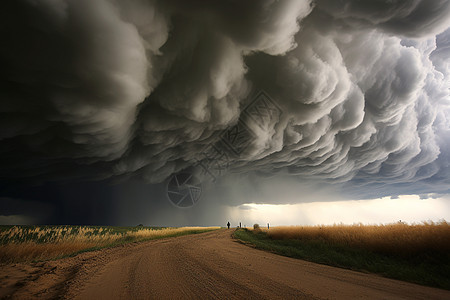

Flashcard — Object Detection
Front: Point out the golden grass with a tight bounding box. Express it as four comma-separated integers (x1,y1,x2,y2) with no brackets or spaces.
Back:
0,242,98,264
263,221,450,257
0,226,219,263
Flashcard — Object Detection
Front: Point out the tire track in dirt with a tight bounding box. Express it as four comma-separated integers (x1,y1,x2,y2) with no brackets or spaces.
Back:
2,229,450,299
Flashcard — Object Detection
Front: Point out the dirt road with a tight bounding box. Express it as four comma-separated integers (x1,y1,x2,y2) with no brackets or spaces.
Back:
1,229,449,299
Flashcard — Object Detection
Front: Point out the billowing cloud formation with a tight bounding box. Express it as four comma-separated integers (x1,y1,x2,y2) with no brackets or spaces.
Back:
1,0,450,200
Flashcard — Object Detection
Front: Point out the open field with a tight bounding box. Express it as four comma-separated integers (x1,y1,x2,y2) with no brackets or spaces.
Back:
1,229,449,299
0,225,219,264
234,221,450,290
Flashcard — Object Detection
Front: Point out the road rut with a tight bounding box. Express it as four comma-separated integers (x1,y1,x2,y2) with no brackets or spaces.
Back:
2,229,449,299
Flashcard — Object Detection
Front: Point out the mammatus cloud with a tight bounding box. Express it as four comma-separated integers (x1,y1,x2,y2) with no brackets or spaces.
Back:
0,0,449,201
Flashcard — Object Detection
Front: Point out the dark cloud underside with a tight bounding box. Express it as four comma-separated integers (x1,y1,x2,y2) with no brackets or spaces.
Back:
1,0,449,207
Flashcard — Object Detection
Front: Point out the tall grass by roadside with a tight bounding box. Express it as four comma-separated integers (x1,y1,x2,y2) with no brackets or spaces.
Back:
267,221,450,258
234,221,450,290
0,226,219,264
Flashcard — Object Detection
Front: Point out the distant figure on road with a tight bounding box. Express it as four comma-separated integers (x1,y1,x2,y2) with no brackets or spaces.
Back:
227,221,230,229
267,223,270,230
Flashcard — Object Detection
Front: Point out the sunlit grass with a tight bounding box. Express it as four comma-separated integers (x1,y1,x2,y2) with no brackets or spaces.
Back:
234,221,450,290
265,221,450,257
0,225,219,263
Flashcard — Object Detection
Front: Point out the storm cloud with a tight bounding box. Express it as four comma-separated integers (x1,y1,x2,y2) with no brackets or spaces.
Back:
1,0,450,208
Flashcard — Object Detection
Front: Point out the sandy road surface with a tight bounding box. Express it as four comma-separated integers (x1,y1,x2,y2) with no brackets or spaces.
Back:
1,229,449,299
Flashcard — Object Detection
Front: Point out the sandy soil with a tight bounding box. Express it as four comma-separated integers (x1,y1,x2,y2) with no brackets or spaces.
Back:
1,229,449,299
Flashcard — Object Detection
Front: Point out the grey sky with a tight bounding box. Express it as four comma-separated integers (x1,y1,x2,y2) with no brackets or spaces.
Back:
0,0,449,225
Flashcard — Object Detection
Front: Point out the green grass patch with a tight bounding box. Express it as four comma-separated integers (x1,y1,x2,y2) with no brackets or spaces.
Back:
233,228,450,290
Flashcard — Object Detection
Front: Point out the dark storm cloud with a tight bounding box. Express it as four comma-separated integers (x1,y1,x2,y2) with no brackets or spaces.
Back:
1,0,450,206
316,0,450,37
0,196,54,224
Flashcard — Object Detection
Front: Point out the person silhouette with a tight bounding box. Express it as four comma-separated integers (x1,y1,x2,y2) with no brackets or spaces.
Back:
227,221,230,229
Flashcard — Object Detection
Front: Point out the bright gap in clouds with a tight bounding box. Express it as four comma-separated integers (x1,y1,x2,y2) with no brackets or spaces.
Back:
230,195,450,227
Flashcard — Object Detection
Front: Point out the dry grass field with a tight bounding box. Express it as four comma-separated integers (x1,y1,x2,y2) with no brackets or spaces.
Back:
265,221,450,257
235,221,450,289
4,229,450,300
0,226,219,263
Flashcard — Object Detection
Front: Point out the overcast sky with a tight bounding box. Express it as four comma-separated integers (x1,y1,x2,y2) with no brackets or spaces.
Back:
1,0,450,226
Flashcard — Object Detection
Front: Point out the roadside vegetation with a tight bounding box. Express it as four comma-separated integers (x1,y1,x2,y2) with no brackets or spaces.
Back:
234,221,450,290
0,225,219,263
